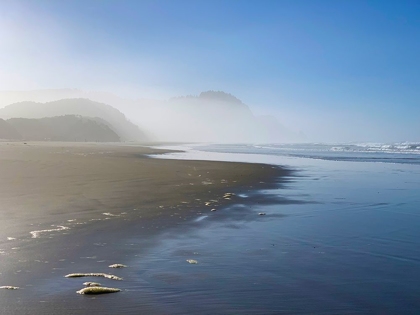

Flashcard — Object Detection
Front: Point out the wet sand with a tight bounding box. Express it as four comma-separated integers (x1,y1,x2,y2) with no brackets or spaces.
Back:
0,142,289,314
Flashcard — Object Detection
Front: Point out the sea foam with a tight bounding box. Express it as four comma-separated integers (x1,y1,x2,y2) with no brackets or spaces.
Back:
30,226,70,238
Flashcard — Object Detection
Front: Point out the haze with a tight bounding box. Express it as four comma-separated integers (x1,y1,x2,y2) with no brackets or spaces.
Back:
1,0,419,143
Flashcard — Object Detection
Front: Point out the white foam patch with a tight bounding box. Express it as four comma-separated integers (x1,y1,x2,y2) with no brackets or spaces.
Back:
195,215,208,222
65,273,122,281
83,282,101,287
77,287,121,295
30,226,70,238
0,286,19,290
109,264,127,268
102,213,119,217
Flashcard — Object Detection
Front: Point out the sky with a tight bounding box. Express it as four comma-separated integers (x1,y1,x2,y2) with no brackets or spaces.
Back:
0,0,419,142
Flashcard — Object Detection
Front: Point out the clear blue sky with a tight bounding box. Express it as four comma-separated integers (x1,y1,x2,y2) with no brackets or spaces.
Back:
1,0,419,142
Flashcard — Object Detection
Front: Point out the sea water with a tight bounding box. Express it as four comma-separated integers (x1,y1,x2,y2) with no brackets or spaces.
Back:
140,143,420,314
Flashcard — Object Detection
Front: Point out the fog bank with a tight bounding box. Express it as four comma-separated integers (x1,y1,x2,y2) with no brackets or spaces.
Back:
0,89,304,143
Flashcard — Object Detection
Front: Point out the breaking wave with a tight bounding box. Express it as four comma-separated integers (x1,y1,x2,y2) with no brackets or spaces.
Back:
195,142,420,165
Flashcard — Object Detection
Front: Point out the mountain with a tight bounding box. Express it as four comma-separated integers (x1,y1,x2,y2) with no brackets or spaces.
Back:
0,98,148,141
171,91,244,106
154,91,266,142
0,115,120,142
0,89,305,143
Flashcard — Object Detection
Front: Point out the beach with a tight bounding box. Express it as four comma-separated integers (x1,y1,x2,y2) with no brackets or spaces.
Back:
0,142,289,314
2,142,420,314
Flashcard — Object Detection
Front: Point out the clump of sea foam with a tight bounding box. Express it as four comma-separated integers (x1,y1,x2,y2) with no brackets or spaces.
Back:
83,282,101,287
109,264,127,268
30,226,69,238
65,273,122,281
77,287,121,295
0,286,19,290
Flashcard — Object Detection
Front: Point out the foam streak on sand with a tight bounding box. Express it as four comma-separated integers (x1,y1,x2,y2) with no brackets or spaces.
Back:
186,259,198,264
77,287,121,295
102,213,119,217
30,226,70,238
109,264,127,268
0,286,19,290
83,282,101,287
65,273,123,281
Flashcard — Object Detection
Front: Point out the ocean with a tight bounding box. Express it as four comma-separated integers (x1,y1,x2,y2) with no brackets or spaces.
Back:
144,143,420,314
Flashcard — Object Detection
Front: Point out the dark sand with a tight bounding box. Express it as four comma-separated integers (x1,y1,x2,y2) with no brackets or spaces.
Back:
0,142,288,314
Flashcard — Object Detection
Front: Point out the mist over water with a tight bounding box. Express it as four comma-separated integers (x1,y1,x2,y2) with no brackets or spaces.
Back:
0,89,305,143
1,88,417,144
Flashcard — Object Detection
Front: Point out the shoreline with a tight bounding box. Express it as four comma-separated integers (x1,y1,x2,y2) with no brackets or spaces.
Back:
0,142,292,314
